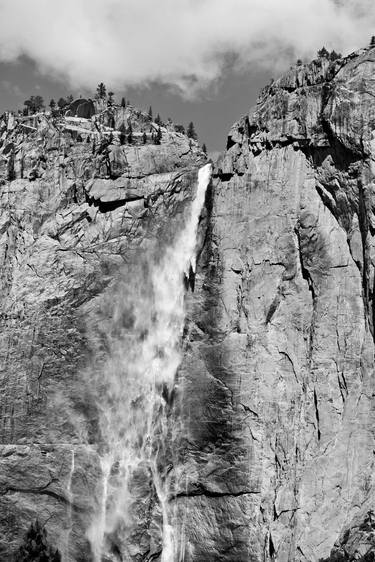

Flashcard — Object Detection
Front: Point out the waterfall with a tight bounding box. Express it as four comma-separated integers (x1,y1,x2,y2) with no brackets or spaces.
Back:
87,163,212,561
65,449,75,560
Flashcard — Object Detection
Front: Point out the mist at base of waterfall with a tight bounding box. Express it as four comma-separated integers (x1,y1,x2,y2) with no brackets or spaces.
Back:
85,164,212,562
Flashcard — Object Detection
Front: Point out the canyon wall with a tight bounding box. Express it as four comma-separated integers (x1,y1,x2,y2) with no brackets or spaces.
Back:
0,107,206,560
174,46,375,561
2,45,375,562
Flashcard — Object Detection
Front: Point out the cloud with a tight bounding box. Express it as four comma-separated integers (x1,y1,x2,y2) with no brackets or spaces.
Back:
0,0,374,97
1,79,24,98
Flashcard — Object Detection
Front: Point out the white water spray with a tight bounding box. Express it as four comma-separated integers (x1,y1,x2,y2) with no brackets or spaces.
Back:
88,164,211,561
64,449,75,560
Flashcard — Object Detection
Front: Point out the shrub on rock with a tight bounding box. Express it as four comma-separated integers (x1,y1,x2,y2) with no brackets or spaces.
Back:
15,520,61,562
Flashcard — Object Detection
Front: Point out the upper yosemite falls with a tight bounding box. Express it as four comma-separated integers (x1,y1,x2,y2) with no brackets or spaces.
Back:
2,40,375,562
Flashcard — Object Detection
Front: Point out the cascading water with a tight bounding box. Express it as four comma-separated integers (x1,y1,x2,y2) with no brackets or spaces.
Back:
65,449,75,558
87,163,212,561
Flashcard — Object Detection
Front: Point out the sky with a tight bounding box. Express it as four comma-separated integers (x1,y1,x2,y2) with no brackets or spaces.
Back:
0,0,375,152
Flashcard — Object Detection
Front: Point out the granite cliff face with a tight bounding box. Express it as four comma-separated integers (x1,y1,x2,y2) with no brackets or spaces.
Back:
174,46,375,561
2,45,375,562
0,103,206,560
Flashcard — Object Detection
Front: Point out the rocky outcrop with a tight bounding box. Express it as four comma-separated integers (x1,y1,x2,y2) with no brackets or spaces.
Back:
0,106,205,560
173,46,375,561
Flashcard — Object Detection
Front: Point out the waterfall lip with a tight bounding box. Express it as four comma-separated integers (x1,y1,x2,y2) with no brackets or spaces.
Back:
88,162,212,561
191,163,212,274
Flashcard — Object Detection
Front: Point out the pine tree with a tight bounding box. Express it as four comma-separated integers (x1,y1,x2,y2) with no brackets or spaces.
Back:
66,94,74,104
155,113,162,126
142,131,147,144
187,121,198,140
371,36,375,47
329,50,342,61
317,46,329,58
24,95,45,114
107,91,115,106
154,126,162,145
121,97,126,108
49,99,56,110
127,122,133,144
96,82,107,99
202,143,207,155
119,123,126,145
35,95,45,111
24,96,32,114
148,106,153,120
15,520,61,562
57,97,67,109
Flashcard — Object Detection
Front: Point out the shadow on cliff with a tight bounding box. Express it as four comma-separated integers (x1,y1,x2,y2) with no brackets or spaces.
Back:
175,174,252,494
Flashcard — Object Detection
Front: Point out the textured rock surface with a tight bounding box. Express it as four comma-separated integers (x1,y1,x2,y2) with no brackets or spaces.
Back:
0,105,205,560
173,46,375,561
2,45,375,562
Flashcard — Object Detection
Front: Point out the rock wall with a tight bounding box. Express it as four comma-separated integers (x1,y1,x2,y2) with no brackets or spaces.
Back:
174,47,375,561
0,108,205,560
2,45,375,562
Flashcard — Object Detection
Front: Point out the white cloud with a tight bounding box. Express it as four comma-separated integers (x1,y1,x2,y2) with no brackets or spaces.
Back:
0,0,374,97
